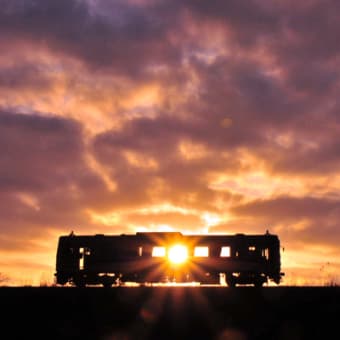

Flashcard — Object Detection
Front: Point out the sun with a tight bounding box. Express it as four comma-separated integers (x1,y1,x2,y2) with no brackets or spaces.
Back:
168,244,188,264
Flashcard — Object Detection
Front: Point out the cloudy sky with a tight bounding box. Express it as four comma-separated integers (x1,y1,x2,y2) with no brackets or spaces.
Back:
1,0,340,285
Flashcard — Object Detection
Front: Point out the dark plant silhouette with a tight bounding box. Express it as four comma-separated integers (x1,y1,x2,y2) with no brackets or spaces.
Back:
0,273,9,285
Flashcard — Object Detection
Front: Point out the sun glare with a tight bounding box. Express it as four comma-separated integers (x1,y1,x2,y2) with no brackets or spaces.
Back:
152,247,166,257
168,245,188,264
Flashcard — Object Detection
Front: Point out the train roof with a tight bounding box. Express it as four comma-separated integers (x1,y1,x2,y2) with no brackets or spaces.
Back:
59,231,279,240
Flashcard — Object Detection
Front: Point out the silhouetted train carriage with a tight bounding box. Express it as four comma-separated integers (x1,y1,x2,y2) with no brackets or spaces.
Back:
55,231,284,287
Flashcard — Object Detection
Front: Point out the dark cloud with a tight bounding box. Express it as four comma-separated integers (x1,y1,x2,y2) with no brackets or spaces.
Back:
0,63,52,90
277,0,340,62
1,0,340,283
231,196,340,220
0,110,85,191
91,114,252,211
0,109,110,248
183,0,281,47
93,112,265,159
230,195,340,248
0,0,181,77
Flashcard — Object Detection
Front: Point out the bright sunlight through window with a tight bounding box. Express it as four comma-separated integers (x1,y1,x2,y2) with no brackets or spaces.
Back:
168,244,188,264
194,246,209,257
152,246,166,257
220,246,231,257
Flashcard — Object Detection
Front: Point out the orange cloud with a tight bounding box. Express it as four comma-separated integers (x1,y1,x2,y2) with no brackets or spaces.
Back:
1,0,340,286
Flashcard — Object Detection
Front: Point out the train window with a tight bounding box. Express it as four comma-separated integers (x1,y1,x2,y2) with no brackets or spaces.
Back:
194,246,209,257
152,246,166,257
79,247,85,270
138,246,143,257
249,246,256,251
262,248,269,259
220,246,231,257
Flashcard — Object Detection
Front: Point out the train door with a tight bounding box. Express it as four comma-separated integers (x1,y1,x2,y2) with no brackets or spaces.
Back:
79,247,91,270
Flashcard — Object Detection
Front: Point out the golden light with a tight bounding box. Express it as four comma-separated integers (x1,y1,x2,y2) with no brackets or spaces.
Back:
194,246,209,257
220,246,231,257
168,244,188,264
152,247,166,257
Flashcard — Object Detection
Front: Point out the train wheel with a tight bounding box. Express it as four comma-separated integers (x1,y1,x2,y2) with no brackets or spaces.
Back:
227,280,236,288
102,282,112,288
101,276,115,288
74,279,85,288
254,279,264,287
226,274,236,287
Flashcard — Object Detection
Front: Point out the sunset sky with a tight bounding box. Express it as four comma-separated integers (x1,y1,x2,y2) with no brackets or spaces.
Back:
1,0,340,286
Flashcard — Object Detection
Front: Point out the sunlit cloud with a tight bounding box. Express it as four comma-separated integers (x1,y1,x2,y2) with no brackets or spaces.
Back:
1,0,340,285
